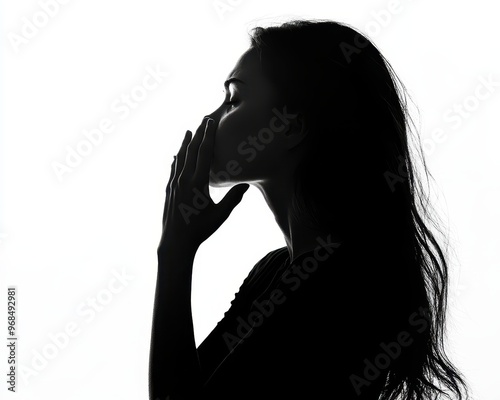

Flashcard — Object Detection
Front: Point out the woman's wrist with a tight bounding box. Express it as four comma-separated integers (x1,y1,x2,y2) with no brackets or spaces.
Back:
158,241,198,260
157,243,198,279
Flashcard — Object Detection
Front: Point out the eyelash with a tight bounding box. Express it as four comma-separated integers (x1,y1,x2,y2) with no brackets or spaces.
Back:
223,100,238,111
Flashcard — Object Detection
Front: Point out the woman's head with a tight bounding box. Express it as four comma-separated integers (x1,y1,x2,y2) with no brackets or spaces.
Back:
208,19,470,400
207,46,308,188
208,19,408,237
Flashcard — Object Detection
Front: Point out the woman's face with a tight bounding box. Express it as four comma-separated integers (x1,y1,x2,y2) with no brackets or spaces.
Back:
207,47,298,187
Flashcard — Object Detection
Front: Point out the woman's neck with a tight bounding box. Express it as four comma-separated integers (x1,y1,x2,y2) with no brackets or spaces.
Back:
254,177,342,264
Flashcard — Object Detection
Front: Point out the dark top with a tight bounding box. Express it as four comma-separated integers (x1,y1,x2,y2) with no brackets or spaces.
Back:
196,238,394,399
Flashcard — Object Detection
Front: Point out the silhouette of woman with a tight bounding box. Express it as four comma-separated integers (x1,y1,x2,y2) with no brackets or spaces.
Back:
149,20,470,400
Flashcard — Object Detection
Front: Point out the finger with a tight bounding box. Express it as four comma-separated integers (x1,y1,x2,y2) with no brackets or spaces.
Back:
213,183,250,224
181,117,210,180
163,155,176,226
174,130,192,183
196,118,217,185
166,155,176,193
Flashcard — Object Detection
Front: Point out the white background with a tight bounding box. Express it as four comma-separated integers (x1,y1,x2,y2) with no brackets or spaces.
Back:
1,1,499,399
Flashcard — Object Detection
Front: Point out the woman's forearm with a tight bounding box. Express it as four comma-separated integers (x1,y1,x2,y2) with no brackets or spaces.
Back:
149,246,202,400
150,117,249,399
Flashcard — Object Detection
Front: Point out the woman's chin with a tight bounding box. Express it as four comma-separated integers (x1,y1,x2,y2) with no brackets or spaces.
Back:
208,177,236,188
209,160,243,187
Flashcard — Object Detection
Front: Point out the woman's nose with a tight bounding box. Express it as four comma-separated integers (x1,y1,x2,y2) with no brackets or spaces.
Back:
204,112,220,127
206,104,227,123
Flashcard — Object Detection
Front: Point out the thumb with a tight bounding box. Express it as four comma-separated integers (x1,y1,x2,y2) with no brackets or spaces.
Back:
215,184,250,222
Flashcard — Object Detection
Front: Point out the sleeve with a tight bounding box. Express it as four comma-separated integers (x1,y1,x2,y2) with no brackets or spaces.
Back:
196,248,282,385
195,241,394,400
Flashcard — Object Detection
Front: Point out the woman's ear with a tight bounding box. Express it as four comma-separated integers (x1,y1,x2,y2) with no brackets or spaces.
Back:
283,113,308,150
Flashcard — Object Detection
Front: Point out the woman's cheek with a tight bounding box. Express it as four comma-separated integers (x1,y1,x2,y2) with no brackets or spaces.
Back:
209,121,248,186
212,105,275,176
211,118,243,172
215,111,249,155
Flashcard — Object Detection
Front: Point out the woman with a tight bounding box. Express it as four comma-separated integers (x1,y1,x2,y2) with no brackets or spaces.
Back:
149,19,470,400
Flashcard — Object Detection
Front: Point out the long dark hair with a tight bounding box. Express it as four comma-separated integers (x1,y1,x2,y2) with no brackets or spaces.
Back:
249,19,470,400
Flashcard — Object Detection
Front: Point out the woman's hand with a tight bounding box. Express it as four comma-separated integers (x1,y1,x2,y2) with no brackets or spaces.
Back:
158,116,250,258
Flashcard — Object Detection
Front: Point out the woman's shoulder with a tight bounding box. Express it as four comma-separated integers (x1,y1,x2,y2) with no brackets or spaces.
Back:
217,246,288,321
244,237,354,287
243,246,288,283
235,236,373,307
